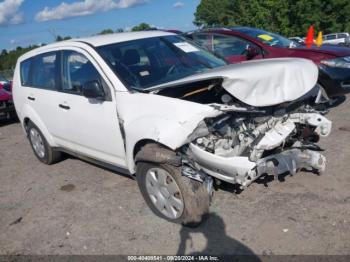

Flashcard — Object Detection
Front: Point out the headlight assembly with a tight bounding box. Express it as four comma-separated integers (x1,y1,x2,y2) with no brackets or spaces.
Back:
320,56,350,68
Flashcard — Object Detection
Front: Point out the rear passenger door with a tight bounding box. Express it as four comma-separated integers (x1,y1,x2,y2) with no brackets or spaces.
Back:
20,51,68,141
57,49,126,167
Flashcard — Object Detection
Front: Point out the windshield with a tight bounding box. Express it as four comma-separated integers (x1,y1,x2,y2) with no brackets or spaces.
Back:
234,27,300,48
97,35,227,90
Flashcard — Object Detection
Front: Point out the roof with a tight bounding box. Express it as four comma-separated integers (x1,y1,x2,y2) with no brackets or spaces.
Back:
74,30,174,47
17,30,176,61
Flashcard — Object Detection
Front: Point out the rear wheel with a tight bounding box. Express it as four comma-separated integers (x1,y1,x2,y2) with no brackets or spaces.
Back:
27,121,62,165
136,162,210,226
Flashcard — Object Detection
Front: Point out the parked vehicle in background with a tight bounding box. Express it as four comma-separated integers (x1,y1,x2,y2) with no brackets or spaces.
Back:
323,33,350,45
0,88,15,120
185,27,350,98
13,31,331,225
0,74,12,92
289,36,304,45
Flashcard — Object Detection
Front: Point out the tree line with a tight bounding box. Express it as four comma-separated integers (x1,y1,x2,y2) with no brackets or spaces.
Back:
2,0,350,71
194,0,350,37
0,23,153,71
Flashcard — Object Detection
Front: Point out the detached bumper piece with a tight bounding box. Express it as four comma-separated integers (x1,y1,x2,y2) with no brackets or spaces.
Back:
188,143,326,187
256,149,326,179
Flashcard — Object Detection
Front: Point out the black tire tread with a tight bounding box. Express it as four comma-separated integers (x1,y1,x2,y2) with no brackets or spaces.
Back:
136,161,209,226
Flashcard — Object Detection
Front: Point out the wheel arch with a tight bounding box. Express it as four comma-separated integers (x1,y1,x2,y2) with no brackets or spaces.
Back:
129,139,182,174
20,104,56,147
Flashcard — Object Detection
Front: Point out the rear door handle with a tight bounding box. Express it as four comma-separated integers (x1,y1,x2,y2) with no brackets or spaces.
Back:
27,96,35,101
59,104,70,110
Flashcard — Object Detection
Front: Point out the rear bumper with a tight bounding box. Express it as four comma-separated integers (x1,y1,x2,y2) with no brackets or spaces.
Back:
319,65,350,97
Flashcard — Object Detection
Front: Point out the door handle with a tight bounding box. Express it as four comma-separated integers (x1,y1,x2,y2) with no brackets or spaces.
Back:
59,104,70,110
27,96,35,101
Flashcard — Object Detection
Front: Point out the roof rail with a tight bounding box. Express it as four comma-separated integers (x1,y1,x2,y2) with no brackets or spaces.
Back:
202,26,231,31
183,26,231,35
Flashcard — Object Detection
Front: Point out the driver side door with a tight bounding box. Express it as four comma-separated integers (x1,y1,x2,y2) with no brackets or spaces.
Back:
57,49,127,167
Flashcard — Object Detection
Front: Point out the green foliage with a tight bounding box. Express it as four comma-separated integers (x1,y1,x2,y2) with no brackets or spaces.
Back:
56,35,72,41
0,45,38,70
98,29,114,35
132,23,152,32
194,0,350,36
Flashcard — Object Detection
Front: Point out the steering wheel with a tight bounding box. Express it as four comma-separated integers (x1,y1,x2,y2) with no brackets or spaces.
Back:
114,61,140,87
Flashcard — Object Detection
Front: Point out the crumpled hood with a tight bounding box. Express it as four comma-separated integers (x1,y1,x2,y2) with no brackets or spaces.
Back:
152,57,319,107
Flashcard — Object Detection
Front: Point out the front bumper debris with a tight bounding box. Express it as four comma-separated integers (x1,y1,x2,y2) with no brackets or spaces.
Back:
188,143,326,187
256,149,326,179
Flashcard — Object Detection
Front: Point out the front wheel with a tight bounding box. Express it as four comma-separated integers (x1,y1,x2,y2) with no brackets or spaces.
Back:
136,162,210,226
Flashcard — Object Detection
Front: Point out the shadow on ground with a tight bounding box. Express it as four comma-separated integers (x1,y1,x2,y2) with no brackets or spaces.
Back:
0,117,19,127
177,213,261,261
328,95,346,109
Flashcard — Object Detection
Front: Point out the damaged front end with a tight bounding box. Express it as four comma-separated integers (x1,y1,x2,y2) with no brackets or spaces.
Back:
181,107,331,188
143,58,332,190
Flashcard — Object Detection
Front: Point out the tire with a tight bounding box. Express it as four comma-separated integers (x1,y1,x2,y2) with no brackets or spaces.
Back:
136,162,210,226
27,121,62,165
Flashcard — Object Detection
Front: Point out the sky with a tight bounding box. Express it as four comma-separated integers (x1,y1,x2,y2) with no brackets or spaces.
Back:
0,0,200,51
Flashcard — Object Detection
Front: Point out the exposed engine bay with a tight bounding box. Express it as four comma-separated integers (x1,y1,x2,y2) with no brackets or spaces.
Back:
155,78,332,189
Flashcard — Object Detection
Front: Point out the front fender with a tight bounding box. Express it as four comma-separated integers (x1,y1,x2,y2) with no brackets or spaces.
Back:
115,92,221,173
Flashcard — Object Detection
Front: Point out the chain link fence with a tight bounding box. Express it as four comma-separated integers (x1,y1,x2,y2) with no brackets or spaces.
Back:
0,69,14,81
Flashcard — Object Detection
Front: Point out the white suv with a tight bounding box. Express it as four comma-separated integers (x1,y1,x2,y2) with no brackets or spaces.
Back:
323,32,350,45
13,31,332,225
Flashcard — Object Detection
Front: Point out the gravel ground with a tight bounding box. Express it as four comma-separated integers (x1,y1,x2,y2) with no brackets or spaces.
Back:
0,96,349,256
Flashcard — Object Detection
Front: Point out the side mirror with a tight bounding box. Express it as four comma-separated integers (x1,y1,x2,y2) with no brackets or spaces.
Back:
246,45,260,59
82,80,105,100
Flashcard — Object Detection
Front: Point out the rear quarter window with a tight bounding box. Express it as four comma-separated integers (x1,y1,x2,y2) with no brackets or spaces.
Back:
20,52,59,90
337,33,348,39
20,58,33,86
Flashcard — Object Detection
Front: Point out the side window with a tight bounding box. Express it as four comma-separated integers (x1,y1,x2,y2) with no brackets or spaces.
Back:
338,33,347,39
192,34,213,51
21,52,59,89
20,58,33,86
327,34,336,40
213,34,260,57
62,51,104,94
32,52,59,90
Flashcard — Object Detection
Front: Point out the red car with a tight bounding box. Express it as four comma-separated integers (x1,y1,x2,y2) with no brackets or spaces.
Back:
185,27,350,98
0,75,15,120
0,88,15,120
0,75,12,92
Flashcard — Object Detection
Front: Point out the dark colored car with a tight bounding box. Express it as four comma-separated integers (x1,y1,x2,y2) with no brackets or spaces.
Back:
0,75,12,92
0,88,15,120
185,27,350,98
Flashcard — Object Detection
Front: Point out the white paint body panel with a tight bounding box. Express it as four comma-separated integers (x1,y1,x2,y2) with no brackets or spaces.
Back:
115,92,221,172
152,58,318,107
12,32,325,176
77,31,174,47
